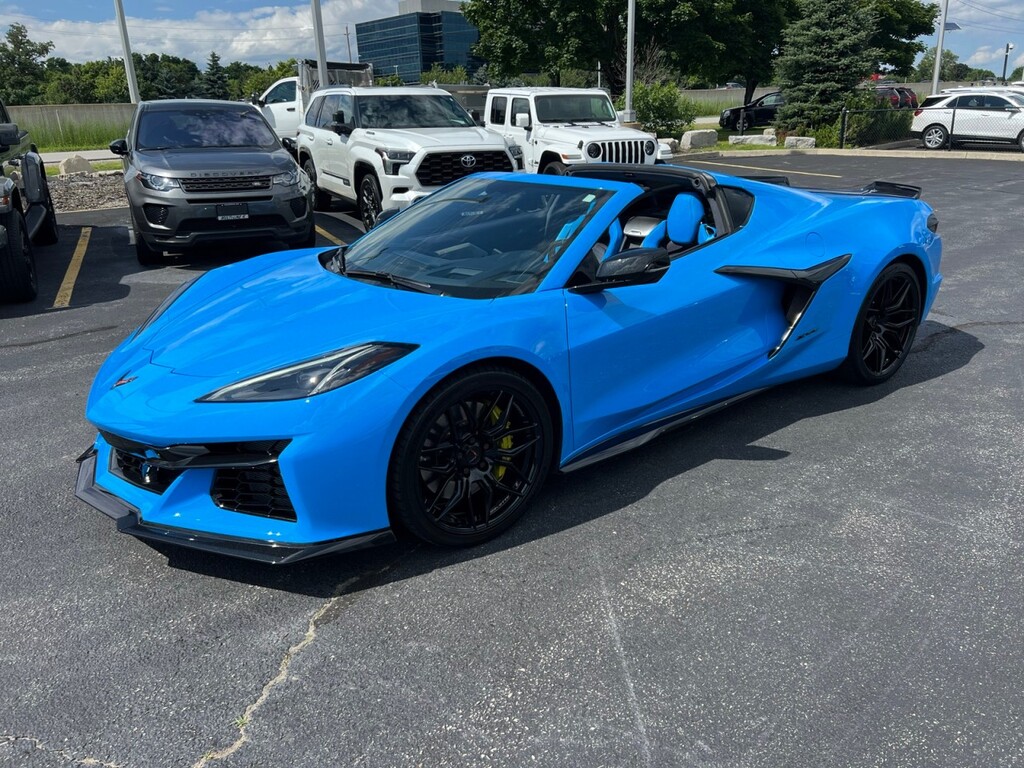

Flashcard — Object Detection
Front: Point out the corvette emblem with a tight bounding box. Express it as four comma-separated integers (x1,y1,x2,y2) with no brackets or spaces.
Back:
112,375,137,389
460,154,477,168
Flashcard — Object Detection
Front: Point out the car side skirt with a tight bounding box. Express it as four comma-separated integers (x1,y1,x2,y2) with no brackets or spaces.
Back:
76,448,395,565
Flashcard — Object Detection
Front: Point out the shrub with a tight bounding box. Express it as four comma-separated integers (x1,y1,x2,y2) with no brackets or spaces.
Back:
615,83,698,137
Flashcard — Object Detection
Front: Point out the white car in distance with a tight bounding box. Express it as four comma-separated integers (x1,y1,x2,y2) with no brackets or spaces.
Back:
913,89,1024,151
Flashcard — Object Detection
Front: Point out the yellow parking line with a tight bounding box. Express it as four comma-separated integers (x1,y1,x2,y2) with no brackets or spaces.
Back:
315,225,344,245
52,227,92,309
684,159,842,178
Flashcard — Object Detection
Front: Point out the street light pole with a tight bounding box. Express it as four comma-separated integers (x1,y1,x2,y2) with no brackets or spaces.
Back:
311,0,329,91
1003,42,1015,83
931,0,950,94
623,0,636,122
113,0,140,104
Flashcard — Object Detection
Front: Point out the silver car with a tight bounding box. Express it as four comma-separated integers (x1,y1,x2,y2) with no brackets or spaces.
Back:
109,100,315,265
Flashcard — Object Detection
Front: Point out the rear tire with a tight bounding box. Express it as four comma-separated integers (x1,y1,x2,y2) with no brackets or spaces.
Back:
839,262,922,385
302,158,332,211
1018,130,1024,153
922,124,948,150
0,207,38,303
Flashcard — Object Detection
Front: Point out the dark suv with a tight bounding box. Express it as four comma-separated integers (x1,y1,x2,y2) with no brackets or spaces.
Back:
719,92,785,131
110,100,315,265
0,97,59,303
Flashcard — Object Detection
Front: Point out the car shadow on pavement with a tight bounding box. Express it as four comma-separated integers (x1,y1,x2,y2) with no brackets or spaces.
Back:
158,320,984,596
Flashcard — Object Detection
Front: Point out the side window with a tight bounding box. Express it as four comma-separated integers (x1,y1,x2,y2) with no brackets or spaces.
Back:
336,94,354,126
265,81,296,105
511,97,530,125
317,95,340,128
983,95,1010,109
489,96,507,126
954,95,982,109
304,96,324,127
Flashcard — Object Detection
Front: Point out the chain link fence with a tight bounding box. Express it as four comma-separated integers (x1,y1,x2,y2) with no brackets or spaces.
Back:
903,97,1024,151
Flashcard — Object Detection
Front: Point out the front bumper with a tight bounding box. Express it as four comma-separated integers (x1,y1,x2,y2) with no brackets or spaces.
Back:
75,447,395,564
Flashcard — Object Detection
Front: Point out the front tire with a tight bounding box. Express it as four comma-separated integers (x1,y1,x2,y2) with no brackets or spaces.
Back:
0,207,38,303
302,157,332,211
32,173,59,246
132,217,164,266
840,262,922,385
922,124,948,150
542,161,567,175
357,173,382,231
388,367,554,547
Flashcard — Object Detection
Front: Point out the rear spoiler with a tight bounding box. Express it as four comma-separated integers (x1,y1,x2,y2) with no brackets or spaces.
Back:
744,176,922,200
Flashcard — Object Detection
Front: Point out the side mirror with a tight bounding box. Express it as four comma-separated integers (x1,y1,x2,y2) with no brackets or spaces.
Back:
375,208,401,225
109,138,129,156
281,136,297,154
572,247,670,293
470,109,483,126
0,123,20,147
514,112,531,129
331,110,352,135
250,92,262,106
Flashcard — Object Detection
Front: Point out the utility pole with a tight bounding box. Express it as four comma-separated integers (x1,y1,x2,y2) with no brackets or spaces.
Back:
931,0,950,94
344,25,353,63
623,0,636,122
1002,42,1015,83
113,0,140,103
311,0,329,90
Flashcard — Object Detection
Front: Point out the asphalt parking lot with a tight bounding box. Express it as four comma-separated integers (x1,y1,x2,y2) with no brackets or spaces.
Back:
1,155,1022,767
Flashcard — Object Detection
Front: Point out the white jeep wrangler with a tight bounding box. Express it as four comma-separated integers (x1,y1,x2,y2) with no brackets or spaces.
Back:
296,86,521,231
484,87,665,174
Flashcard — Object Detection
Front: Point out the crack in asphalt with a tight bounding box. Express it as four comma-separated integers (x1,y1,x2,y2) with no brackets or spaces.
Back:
0,325,121,350
191,554,411,767
0,735,122,767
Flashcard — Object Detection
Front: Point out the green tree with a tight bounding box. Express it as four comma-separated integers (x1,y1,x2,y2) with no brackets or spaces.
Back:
201,51,229,100
224,60,263,100
241,59,297,101
775,0,879,130
913,46,959,82
0,23,54,104
420,63,469,84
1011,65,1023,81
865,0,937,76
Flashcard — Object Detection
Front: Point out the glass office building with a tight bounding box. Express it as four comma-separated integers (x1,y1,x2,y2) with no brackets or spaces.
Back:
355,1,481,83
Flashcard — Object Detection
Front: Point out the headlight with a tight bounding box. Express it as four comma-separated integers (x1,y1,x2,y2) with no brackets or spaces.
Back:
137,172,180,192
134,276,199,338
644,140,656,155
272,168,300,186
507,144,523,158
375,148,416,175
197,343,417,403
585,142,602,159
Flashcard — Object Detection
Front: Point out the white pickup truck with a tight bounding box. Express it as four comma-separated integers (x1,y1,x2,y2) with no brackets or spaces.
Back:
296,86,521,231
484,87,666,174
255,59,374,139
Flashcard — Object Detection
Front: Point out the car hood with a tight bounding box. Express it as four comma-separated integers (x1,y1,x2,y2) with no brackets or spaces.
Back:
140,251,479,379
133,147,295,176
534,123,653,143
361,126,507,151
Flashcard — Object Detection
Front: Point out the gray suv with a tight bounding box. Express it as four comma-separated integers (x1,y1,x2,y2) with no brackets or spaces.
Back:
110,100,315,265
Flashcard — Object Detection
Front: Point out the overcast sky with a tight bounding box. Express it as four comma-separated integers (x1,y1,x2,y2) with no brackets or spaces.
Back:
4,0,1024,75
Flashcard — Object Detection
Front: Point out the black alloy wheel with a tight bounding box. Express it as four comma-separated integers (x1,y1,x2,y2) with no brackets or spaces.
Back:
302,157,331,211
0,207,38,303
841,262,922,385
389,367,553,547
358,174,382,232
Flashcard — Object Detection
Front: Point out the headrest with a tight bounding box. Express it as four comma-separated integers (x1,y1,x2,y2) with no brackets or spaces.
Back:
667,194,705,245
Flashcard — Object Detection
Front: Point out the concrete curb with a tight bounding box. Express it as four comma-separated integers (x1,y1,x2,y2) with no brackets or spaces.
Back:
672,147,1024,162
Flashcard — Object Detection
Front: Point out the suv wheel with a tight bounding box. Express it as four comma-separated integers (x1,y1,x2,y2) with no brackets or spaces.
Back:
358,173,382,231
0,207,38,303
132,218,165,266
302,158,332,211
922,124,948,150
32,172,59,246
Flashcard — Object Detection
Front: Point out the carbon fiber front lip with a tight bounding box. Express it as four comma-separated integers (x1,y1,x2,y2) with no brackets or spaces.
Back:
74,448,396,565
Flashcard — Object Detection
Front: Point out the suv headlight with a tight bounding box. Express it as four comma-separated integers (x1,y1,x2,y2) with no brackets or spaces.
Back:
137,172,180,192
585,142,602,159
644,140,656,155
197,343,417,402
272,168,300,186
375,148,416,175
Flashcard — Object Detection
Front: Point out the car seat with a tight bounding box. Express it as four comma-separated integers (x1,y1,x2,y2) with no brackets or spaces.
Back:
641,193,716,250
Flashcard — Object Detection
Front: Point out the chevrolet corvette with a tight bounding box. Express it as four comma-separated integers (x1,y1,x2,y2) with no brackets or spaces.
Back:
76,164,942,563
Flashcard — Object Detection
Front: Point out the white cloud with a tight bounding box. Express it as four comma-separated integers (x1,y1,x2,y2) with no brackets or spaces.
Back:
6,0,400,66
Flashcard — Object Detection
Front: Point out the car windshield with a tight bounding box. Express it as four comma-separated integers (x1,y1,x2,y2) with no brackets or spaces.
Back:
356,94,476,128
535,94,616,123
333,177,613,299
137,107,278,150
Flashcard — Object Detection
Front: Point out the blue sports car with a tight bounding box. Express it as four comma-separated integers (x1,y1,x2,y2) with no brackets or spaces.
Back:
77,164,942,563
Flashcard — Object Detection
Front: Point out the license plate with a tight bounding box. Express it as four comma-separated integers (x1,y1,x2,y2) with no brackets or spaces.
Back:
216,203,249,221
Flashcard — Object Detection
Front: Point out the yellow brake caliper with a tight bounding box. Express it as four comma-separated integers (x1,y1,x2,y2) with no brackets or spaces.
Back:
489,405,512,481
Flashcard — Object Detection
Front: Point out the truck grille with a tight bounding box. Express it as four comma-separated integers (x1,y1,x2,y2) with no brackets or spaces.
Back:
594,140,649,164
415,151,513,187
179,176,272,193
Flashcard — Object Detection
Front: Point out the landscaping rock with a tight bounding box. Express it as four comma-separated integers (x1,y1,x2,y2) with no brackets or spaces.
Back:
785,136,817,149
660,138,679,152
728,135,778,146
48,173,127,212
59,155,94,176
679,129,718,150
763,128,777,138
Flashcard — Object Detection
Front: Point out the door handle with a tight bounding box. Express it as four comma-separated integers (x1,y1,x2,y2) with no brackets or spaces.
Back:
286,108,296,112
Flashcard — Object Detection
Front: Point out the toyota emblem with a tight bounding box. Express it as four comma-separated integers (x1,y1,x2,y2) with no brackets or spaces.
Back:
460,154,477,169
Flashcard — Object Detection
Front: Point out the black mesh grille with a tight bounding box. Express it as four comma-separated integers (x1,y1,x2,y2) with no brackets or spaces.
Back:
179,176,272,193
112,450,183,494
143,204,169,225
595,140,649,164
178,214,287,233
212,465,296,521
414,151,513,187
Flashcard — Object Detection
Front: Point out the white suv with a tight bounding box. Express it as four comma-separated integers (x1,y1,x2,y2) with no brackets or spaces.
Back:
296,86,520,230
912,89,1024,151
